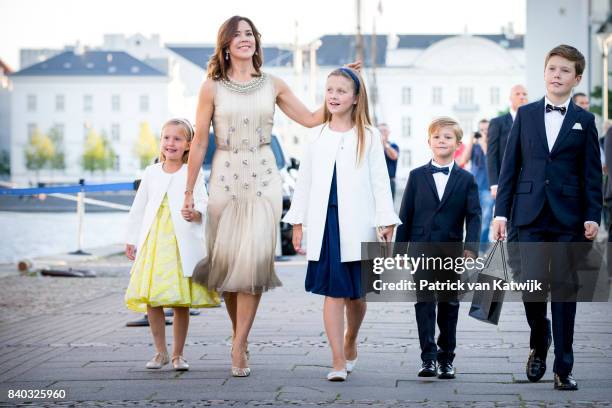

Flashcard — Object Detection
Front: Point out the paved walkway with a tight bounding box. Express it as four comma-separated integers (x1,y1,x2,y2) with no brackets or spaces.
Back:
0,257,611,407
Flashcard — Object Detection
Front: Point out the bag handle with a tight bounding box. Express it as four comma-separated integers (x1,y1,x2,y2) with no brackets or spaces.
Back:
479,240,509,281
498,240,509,282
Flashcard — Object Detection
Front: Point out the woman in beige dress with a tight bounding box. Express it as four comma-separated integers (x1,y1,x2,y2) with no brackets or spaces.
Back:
183,15,355,377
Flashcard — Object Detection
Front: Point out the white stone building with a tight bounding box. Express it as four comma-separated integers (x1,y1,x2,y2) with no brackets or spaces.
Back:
0,59,12,165
375,35,524,180
525,0,611,100
8,32,525,185
307,33,525,183
10,50,168,183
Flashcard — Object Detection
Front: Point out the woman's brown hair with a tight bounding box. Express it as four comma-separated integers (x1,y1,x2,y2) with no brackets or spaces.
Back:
323,68,372,165
207,16,263,81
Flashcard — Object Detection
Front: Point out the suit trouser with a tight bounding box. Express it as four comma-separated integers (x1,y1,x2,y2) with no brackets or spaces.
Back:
518,203,582,376
412,250,460,363
414,300,459,363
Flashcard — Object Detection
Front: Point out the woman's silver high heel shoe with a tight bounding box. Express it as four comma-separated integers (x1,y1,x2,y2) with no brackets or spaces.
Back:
231,350,251,377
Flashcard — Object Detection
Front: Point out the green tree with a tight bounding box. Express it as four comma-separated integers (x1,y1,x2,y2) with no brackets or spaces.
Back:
48,126,66,172
0,150,10,176
496,107,510,117
101,133,116,173
25,127,55,177
134,121,158,169
82,129,107,173
83,129,117,175
589,85,612,118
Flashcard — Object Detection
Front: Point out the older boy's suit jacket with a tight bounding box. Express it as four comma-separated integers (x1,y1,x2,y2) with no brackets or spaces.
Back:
494,98,602,229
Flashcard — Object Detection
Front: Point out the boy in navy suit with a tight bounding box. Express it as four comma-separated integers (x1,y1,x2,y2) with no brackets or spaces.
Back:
493,45,602,391
396,117,481,379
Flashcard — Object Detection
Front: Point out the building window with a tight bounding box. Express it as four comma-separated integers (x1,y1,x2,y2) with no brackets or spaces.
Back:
111,94,120,112
490,87,500,105
460,119,473,136
111,124,120,142
55,94,65,112
459,87,474,105
139,95,149,112
84,94,93,112
27,123,36,139
113,154,120,171
401,149,412,168
401,87,412,105
27,95,36,112
402,117,412,138
432,87,442,105
53,124,65,143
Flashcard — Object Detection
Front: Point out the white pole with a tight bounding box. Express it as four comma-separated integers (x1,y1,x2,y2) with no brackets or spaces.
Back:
70,190,90,255
77,192,84,252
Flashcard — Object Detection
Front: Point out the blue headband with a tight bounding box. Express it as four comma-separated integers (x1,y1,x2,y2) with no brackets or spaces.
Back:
338,67,360,94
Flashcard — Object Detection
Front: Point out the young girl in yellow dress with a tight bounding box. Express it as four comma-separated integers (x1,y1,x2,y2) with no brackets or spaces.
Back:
124,118,219,371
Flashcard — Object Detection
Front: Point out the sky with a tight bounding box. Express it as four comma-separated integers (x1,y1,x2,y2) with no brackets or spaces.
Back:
0,0,526,70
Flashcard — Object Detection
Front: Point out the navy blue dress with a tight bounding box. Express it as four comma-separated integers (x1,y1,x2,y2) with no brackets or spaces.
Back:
305,165,363,299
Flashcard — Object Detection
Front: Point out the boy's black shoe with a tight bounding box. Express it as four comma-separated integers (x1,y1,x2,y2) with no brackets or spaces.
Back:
526,350,547,382
437,361,455,379
526,330,552,382
554,373,578,391
417,360,437,377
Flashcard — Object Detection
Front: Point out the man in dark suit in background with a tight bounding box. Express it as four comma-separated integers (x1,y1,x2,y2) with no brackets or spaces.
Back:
493,45,602,391
487,84,528,277
572,92,589,111
487,84,528,197
379,123,400,200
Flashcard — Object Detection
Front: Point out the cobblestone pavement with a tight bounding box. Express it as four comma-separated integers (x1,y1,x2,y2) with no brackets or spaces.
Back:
0,254,611,407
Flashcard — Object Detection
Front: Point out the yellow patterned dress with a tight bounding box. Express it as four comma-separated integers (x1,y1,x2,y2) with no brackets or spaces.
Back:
125,195,220,313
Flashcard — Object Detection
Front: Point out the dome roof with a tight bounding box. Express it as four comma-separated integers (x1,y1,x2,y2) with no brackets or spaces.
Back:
413,35,523,74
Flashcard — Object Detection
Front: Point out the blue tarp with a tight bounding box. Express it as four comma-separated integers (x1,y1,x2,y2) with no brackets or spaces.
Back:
0,182,135,196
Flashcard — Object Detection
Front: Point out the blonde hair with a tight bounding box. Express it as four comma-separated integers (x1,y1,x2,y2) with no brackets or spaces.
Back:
428,117,463,143
159,118,195,164
323,67,372,165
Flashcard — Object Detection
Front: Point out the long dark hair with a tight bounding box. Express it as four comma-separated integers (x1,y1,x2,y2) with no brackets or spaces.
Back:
207,16,263,81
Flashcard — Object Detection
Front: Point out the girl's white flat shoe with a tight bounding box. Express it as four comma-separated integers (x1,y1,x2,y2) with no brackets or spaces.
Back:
145,352,169,369
346,357,358,373
172,355,189,371
327,369,348,381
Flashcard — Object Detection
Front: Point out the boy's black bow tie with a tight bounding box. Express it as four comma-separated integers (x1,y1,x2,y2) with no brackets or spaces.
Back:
545,103,566,115
430,166,449,175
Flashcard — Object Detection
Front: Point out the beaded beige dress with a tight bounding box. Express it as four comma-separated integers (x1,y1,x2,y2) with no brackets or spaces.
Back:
196,73,282,294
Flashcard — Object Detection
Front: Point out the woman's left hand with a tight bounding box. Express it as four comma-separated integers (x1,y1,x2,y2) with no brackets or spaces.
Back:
345,60,362,73
379,225,395,242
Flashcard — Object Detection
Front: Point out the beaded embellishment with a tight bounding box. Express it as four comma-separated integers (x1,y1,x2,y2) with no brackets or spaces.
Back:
220,73,267,94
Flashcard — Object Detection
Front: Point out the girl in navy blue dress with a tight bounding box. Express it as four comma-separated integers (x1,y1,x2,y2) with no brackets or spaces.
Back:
283,68,400,381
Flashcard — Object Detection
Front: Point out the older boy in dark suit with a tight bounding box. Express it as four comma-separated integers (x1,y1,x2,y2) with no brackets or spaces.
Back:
493,45,602,391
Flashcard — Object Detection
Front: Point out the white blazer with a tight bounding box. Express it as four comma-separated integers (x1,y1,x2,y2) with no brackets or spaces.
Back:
283,125,401,262
125,162,207,278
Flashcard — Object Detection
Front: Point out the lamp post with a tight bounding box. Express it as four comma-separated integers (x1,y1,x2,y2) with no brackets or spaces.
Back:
597,32,612,122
